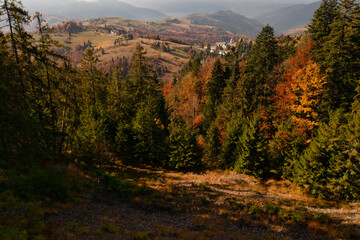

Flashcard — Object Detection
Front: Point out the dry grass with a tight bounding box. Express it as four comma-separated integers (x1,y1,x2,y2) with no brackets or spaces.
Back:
43,164,360,240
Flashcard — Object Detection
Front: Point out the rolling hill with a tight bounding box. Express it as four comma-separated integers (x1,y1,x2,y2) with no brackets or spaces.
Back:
77,13,260,45
46,30,190,83
185,11,263,38
256,1,321,34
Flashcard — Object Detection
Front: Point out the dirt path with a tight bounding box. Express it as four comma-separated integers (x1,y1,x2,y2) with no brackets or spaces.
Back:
45,166,360,240
158,170,360,225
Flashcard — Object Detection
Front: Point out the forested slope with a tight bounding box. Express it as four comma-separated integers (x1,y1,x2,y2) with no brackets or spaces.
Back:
1,0,360,239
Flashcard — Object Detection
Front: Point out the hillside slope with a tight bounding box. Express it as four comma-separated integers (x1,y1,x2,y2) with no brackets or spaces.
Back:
185,11,263,38
79,16,255,44
256,1,321,34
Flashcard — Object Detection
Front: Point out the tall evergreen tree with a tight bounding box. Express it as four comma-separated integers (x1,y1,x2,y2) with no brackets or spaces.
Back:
295,109,360,200
308,0,339,61
202,58,225,124
321,0,360,109
168,115,202,171
234,114,270,179
116,44,169,165
243,25,280,111
204,121,222,168
220,113,244,168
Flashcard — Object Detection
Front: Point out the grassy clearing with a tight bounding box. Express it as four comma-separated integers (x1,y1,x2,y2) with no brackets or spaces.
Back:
6,162,356,239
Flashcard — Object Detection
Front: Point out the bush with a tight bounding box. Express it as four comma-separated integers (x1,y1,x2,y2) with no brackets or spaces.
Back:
248,204,264,219
0,191,45,240
2,167,73,202
103,173,151,199
102,222,119,233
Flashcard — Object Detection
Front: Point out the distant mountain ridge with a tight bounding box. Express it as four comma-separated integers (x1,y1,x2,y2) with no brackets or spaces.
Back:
256,1,321,34
24,0,167,22
185,11,263,38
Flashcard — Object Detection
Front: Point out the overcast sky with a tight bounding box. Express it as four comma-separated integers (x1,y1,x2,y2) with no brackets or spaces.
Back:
20,0,320,18
21,0,318,7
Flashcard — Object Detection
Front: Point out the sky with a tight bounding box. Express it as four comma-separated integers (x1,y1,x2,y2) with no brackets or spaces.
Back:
21,0,318,7
20,0,320,18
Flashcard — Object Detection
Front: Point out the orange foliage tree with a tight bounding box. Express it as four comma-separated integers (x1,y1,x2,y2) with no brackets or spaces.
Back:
167,58,216,126
290,61,326,138
272,36,326,139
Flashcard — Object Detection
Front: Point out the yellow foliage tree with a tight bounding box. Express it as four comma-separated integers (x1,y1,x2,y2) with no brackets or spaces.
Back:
290,61,327,138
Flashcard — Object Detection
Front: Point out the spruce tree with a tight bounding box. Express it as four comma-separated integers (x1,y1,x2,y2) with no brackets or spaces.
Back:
294,109,360,200
168,116,202,170
204,121,222,168
116,44,169,165
220,113,244,168
234,114,270,179
322,0,360,109
202,58,225,124
243,25,279,111
308,0,338,61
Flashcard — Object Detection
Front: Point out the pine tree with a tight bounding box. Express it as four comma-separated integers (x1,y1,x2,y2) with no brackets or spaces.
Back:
116,44,169,165
220,55,241,122
243,25,279,111
73,107,107,167
33,12,66,151
321,0,360,109
204,121,222,168
0,0,46,162
308,0,338,61
79,48,107,107
220,113,244,168
168,116,202,170
202,58,225,124
294,109,360,200
234,114,270,179
131,102,168,165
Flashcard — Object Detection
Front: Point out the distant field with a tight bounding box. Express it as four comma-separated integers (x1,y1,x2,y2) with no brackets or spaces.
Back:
51,31,120,48
39,30,191,83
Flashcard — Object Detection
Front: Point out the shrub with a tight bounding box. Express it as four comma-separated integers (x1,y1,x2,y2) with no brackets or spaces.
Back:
248,204,264,219
103,173,151,199
2,168,73,202
102,222,119,233
0,191,45,240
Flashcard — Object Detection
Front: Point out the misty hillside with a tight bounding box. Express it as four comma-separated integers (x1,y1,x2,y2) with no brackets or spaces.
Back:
185,11,263,38
148,0,303,18
24,0,167,21
256,1,321,33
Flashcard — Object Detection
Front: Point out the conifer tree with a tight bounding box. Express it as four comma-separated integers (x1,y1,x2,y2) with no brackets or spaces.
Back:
79,48,107,107
116,44,169,165
202,58,225,124
220,55,241,122
322,0,360,109
234,114,270,179
204,121,222,168
308,0,338,61
220,113,244,168
294,109,360,200
243,25,279,111
131,102,168,165
168,115,202,170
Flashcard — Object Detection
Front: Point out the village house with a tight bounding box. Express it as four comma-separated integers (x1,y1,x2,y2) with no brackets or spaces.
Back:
216,42,228,49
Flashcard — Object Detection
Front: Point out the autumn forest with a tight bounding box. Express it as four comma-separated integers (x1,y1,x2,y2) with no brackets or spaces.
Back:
1,0,360,239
